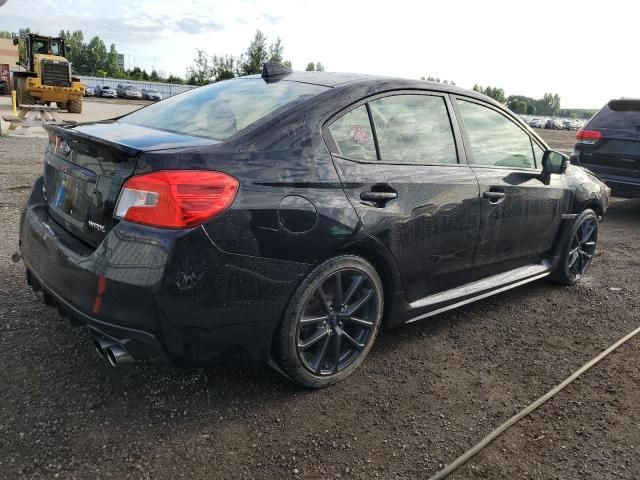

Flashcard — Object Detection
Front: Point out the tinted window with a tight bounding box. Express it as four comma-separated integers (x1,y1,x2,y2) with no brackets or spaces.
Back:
589,102,640,130
121,79,328,141
328,105,377,161
369,95,457,164
457,100,535,169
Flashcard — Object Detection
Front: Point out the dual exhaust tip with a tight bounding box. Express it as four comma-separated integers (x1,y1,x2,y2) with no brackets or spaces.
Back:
93,337,134,367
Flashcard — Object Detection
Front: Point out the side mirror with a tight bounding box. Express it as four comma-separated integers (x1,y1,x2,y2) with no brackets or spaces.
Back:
542,150,568,175
12,37,19,46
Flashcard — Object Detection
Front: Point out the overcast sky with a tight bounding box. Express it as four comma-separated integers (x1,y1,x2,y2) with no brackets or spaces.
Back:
1,0,637,108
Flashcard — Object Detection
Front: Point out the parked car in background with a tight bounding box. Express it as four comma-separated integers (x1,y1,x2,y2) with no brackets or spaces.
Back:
117,84,142,99
142,88,162,101
19,68,610,387
95,85,117,98
545,119,563,130
529,118,543,128
83,85,94,97
563,120,574,130
572,98,640,197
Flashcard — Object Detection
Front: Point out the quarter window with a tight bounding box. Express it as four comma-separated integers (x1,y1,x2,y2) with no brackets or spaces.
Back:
457,100,536,169
532,141,545,167
369,95,457,164
328,105,377,161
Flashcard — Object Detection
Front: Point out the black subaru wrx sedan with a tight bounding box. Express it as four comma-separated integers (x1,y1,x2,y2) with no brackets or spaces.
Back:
19,65,610,387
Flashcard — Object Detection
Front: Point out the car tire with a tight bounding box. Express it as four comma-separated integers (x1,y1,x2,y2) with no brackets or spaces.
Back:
276,255,383,388
550,209,598,285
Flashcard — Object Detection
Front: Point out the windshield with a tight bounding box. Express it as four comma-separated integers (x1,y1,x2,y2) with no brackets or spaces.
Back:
120,78,328,141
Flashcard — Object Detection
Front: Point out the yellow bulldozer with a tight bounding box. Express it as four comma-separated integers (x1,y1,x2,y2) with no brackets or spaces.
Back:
12,33,84,113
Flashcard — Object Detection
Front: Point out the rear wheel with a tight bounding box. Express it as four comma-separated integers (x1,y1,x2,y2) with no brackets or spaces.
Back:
68,98,82,113
276,255,383,388
550,209,598,285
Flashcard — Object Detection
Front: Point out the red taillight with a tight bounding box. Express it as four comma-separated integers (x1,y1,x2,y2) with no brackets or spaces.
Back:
576,128,602,145
115,170,239,228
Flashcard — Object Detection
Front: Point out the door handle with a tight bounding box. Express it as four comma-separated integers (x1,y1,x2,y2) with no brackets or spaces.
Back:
360,186,398,207
483,191,506,204
360,191,398,202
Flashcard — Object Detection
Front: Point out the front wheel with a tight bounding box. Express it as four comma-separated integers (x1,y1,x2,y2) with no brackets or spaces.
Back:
276,255,383,388
550,209,599,285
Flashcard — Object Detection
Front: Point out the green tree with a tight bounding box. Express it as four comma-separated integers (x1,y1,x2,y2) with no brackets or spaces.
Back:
186,49,213,85
211,54,237,81
59,30,84,71
509,100,527,114
84,36,107,75
240,30,268,76
526,104,536,115
483,86,506,103
315,62,325,72
106,43,120,77
268,37,284,63
305,62,316,71
167,74,185,85
238,30,291,75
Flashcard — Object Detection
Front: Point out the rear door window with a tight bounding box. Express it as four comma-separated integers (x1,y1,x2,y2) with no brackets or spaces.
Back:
369,94,457,164
328,105,377,161
456,99,536,169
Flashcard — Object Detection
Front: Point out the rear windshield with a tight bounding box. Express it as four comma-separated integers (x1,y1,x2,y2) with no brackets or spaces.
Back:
120,78,329,141
589,101,640,130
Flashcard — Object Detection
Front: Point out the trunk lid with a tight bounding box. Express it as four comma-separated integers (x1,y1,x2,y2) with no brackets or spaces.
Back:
42,121,219,247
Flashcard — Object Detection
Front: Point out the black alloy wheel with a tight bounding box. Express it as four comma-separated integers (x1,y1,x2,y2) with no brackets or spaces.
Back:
277,256,383,388
568,215,597,279
551,209,599,285
297,268,377,375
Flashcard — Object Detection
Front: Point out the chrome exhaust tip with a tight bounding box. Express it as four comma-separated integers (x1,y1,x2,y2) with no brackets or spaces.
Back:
105,344,134,367
93,337,116,358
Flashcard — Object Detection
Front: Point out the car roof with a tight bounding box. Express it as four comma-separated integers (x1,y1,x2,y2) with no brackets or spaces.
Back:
245,71,500,105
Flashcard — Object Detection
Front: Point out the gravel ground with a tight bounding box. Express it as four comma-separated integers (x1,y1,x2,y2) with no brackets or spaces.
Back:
0,130,638,479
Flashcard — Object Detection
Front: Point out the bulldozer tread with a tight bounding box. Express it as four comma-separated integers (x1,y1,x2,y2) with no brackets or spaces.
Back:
68,98,82,114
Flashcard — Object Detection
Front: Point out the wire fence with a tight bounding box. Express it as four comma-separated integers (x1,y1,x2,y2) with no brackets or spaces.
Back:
78,76,197,98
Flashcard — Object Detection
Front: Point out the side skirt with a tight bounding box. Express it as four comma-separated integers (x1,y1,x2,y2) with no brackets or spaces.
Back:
404,262,552,325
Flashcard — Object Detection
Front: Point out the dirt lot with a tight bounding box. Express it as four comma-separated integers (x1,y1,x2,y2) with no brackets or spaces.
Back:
0,96,145,136
0,129,638,479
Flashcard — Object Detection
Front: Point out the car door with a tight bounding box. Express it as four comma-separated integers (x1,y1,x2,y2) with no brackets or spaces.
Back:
324,92,481,302
452,97,569,280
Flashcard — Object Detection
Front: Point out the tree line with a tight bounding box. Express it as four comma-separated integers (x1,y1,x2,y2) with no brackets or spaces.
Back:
186,30,325,85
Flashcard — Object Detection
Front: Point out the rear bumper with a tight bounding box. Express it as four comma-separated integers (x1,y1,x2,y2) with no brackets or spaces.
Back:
19,176,310,366
572,153,640,198
25,265,167,362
